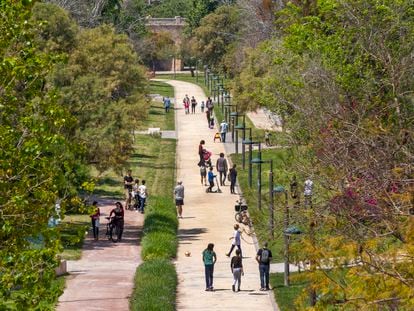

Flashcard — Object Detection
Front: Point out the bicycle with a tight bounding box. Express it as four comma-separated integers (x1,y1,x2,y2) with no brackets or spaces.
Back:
234,197,250,225
105,216,122,242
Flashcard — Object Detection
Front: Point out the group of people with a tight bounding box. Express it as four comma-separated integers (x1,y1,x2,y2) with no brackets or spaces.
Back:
89,201,125,242
182,94,208,115
124,169,148,214
202,240,273,292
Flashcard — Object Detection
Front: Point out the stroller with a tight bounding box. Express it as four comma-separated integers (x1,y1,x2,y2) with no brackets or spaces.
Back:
206,175,222,193
202,150,212,167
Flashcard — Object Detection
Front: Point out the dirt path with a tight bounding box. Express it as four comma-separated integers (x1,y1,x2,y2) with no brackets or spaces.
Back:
163,79,277,310
57,203,143,311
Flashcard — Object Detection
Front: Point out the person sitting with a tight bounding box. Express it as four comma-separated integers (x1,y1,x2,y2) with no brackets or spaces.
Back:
214,132,221,142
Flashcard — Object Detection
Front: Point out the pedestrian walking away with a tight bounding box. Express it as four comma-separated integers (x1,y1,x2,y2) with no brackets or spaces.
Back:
219,120,228,142
216,153,228,186
200,101,205,113
206,110,211,127
206,97,214,112
191,96,197,114
138,180,148,213
209,117,215,129
256,242,273,291
202,243,217,291
174,181,185,218
229,164,238,194
200,165,207,186
123,169,134,209
226,224,242,258
230,249,244,292
183,94,190,114
198,140,206,165
163,96,171,113
90,201,100,241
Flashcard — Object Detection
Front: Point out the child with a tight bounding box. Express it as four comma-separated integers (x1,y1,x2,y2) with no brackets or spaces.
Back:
214,132,221,142
201,101,205,113
200,165,207,186
209,117,215,129
207,166,216,192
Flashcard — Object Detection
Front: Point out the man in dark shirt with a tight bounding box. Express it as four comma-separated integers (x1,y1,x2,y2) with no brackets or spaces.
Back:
256,242,273,291
123,169,134,208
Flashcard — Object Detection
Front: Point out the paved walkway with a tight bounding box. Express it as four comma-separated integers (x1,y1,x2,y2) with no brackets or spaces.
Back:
57,202,142,311
162,79,277,310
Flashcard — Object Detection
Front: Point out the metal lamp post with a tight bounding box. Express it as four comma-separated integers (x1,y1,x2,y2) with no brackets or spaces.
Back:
273,185,290,286
251,143,263,210
233,114,245,154
242,130,256,187
230,111,240,143
224,103,235,124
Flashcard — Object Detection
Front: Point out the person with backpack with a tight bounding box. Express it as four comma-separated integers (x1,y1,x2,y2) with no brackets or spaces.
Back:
256,242,273,291
202,243,217,291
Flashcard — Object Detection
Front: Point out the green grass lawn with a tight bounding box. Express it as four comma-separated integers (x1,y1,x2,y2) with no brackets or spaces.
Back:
271,272,308,311
59,214,90,260
150,80,174,98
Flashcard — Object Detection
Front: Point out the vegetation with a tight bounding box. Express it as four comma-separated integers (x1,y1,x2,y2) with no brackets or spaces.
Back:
270,272,308,311
59,214,90,261
130,259,177,311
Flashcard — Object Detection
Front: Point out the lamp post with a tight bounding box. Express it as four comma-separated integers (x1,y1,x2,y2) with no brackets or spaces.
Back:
274,185,289,286
233,114,245,154
224,103,235,125
242,130,256,187
230,111,239,143
251,143,263,210
204,66,209,86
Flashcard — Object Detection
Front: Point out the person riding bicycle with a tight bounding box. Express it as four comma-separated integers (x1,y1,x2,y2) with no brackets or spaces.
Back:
109,202,124,241
123,170,134,209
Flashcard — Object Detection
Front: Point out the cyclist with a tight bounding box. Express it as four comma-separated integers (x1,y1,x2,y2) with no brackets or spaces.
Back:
109,202,124,241
123,169,134,209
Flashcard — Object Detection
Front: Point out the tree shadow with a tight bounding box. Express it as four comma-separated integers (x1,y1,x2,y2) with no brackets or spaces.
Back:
178,227,207,242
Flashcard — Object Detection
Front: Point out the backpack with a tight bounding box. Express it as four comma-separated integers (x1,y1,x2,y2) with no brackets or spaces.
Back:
260,249,270,264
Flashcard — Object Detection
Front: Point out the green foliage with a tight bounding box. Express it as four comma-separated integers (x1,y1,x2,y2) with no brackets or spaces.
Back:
0,1,84,309
130,259,177,311
270,272,308,311
137,31,175,71
146,0,192,18
192,4,241,73
186,0,221,33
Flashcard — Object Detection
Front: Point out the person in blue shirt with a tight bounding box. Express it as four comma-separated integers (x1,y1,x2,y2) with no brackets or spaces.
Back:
163,96,171,113
207,166,216,192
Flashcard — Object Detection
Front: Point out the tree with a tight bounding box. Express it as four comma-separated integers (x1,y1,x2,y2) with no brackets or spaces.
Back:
191,4,241,73
0,1,83,308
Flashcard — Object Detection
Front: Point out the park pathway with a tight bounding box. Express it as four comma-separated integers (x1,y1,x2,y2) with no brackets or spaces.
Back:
162,79,277,310
57,202,142,311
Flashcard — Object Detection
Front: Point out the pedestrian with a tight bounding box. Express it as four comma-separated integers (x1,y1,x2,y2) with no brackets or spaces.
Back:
226,224,242,257
264,131,271,146
109,202,124,241
138,180,148,213
183,94,190,114
200,164,207,186
123,169,134,209
230,249,244,292
219,120,228,142
207,166,216,192
198,140,205,165
132,178,140,210
209,117,215,129
206,110,211,127
174,181,184,218
191,96,197,114
90,201,100,241
202,243,217,291
200,101,205,113
229,164,237,194
216,153,228,186
163,96,171,113
206,97,213,112
256,242,272,291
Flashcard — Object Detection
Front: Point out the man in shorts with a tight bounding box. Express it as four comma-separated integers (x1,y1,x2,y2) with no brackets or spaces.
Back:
174,181,185,218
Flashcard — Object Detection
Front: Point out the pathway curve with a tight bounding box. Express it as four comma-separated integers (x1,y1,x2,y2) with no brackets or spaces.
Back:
57,202,143,311
163,79,277,310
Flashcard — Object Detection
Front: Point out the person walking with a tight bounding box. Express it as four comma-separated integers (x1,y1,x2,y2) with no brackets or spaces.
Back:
200,101,205,113
229,164,237,194
206,110,211,127
174,181,184,218
163,96,171,113
219,120,228,142
226,224,242,258
90,201,100,241
206,97,213,112
216,153,228,186
123,169,134,209
191,96,197,114
200,164,207,186
256,242,273,291
138,180,148,213
183,94,190,114
109,202,124,241
230,249,244,292
198,140,205,166
202,243,217,291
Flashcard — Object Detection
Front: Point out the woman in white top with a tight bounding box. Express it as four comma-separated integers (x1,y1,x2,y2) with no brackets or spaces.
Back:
226,224,242,258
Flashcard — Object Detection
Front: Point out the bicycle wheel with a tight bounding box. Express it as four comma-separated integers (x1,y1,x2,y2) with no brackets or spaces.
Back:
110,223,119,242
235,212,242,223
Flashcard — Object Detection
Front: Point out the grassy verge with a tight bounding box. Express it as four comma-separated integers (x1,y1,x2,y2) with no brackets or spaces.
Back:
150,80,174,97
59,214,90,260
131,259,177,311
270,272,308,311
